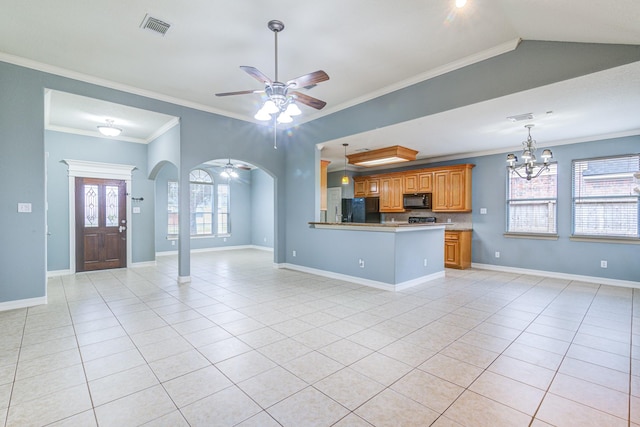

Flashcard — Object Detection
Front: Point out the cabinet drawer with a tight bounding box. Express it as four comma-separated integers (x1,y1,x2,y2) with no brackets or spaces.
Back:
444,232,459,241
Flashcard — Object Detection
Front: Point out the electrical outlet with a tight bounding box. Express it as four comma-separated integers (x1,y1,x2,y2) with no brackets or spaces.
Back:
480,208,487,214
171,241,175,246
600,260,608,268
293,250,296,257
495,251,500,258
263,237,267,242
423,258,428,267
359,259,365,268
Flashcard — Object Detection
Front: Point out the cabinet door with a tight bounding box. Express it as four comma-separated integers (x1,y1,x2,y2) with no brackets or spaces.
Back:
379,176,404,212
433,171,449,210
354,178,366,197
404,174,418,193
448,169,466,211
368,178,380,196
417,172,433,192
444,232,460,267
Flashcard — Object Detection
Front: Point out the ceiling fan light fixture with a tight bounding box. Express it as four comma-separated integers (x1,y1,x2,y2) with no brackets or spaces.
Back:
97,119,122,137
254,108,271,121
263,100,279,114
285,103,302,116
277,112,292,124
347,145,418,167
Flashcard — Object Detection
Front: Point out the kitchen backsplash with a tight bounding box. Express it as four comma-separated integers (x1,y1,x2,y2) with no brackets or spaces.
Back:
382,211,472,227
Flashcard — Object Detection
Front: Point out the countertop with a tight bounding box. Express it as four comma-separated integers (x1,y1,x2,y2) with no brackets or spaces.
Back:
308,222,447,233
309,222,472,232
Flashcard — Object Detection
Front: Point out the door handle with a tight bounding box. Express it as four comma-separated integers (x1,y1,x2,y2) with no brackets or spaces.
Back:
119,225,127,232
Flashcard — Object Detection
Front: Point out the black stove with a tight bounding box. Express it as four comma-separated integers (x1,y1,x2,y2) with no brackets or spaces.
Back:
408,216,436,224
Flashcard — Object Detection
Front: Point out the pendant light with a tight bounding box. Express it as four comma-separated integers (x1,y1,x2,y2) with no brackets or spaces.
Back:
341,143,349,185
506,124,553,181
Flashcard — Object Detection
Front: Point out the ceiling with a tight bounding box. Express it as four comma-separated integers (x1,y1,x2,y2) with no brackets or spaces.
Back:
2,1,639,170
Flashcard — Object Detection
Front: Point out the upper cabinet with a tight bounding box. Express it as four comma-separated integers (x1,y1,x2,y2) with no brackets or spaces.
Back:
379,174,404,212
404,171,433,193
353,176,380,197
432,164,474,212
354,163,473,213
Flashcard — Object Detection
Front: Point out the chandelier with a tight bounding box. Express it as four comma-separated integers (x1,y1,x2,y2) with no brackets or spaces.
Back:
506,124,553,180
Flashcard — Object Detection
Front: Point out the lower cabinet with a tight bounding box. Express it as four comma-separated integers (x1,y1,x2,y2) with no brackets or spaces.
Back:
444,230,472,269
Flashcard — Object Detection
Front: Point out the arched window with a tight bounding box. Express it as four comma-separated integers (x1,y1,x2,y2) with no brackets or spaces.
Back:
189,169,213,235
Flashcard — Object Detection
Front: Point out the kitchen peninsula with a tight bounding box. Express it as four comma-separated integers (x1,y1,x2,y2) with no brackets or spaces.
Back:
308,221,446,291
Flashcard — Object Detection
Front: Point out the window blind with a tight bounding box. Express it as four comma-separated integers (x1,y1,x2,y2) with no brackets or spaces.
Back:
572,154,640,238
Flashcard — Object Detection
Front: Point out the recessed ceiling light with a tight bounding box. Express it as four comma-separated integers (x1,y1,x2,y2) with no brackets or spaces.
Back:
455,0,467,8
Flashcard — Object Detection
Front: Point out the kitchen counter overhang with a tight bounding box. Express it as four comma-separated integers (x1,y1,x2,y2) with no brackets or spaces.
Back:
302,222,446,291
309,222,447,232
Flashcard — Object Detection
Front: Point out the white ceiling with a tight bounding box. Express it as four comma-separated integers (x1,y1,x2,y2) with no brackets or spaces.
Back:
2,1,639,170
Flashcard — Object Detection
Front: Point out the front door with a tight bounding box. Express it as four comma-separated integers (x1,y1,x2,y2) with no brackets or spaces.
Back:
75,177,127,272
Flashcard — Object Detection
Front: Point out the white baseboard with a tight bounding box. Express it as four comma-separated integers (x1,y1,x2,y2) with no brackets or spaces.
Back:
0,296,47,312
279,263,445,291
472,263,640,289
156,244,273,257
131,261,157,268
47,269,72,277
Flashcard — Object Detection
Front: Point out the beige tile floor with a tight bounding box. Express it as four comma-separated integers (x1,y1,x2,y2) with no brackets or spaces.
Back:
1,249,638,426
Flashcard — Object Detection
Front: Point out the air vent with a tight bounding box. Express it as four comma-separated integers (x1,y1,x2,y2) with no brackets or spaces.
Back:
140,14,171,36
506,113,534,122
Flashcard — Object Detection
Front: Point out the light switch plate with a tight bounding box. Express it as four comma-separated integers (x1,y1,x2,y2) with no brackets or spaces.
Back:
18,203,32,213
133,207,141,214
480,208,487,214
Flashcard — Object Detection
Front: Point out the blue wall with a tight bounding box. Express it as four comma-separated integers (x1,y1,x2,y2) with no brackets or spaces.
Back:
2,40,639,305
251,169,275,248
45,130,156,270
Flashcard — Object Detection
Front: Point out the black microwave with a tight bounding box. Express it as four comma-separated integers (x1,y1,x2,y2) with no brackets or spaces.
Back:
403,193,432,209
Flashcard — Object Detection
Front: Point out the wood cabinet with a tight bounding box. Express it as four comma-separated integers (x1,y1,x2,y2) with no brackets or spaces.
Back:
444,230,472,269
353,163,473,213
432,164,473,212
379,174,404,212
404,171,432,193
353,176,380,197
320,160,330,211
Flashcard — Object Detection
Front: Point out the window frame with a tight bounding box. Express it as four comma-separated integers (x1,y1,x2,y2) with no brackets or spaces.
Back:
167,169,233,239
571,154,640,240
505,162,558,237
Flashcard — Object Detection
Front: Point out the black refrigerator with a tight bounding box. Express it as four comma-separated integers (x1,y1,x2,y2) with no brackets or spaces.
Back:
342,197,380,223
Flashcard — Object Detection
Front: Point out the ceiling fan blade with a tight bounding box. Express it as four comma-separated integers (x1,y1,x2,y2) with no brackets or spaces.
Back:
291,91,327,110
240,66,273,85
215,89,264,97
287,70,329,89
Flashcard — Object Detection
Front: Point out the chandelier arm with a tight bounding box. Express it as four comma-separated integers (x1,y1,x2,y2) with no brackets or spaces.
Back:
509,167,529,180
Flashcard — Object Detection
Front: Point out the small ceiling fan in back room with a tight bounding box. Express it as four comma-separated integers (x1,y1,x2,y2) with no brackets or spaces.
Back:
216,20,330,148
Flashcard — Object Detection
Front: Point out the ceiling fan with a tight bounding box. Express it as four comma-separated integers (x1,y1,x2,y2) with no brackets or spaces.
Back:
218,158,251,179
216,20,330,128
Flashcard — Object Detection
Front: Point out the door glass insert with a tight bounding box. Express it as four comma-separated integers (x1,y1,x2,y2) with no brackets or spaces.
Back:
105,185,119,227
84,184,99,227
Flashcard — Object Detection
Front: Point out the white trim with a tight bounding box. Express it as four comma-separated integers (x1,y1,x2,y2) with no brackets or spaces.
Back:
306,38,522,125
155,244,274,257
472,263,640,289
63,159,135,272
0,296,47,312
0,51,250,123
178,276,191,284
278,263,445,292
47,269,72,277
131,261,157,268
